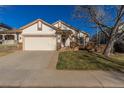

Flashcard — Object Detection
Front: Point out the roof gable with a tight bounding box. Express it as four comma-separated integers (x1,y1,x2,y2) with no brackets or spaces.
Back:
20,19,58,30
52,20,88,35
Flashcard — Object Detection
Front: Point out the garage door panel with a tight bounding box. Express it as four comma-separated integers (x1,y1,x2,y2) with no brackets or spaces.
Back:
24,36,56,51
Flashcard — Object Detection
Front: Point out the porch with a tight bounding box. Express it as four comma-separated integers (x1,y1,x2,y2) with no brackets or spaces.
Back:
0,30,21,45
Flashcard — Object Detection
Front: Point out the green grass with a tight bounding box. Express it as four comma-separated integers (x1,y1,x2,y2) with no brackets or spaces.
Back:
56,51,124,71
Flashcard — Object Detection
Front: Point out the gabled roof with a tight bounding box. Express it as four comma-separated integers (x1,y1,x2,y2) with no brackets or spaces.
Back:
0,29,22,34
52,20,89,35
20,19,59,30
0,23,13,30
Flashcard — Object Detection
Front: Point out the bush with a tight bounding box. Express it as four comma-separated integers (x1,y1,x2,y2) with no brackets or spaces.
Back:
70,42,78,49
114,40,124,53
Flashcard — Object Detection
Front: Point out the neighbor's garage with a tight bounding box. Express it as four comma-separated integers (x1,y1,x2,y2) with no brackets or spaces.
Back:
23,35,57,51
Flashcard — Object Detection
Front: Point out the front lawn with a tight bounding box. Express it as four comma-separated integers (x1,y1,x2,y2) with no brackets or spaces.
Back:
56,51,124,71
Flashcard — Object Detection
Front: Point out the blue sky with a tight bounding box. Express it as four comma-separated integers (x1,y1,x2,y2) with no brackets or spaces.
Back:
0,5,95,36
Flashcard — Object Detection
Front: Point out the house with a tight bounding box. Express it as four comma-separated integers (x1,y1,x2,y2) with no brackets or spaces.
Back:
0,23,22,45
0,19,89,51
91,23,124,53
20,19,58,51
91,22,124,45
0,23,13,31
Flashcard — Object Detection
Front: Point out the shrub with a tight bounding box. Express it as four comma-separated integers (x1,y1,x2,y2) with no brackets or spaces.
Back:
114,39,124,53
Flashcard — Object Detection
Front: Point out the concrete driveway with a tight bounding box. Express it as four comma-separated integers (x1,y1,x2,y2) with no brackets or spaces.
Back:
0,51,123,87
0,51,57,87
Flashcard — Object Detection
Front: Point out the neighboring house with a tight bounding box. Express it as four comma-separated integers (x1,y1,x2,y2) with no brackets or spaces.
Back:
0,23,13,31
0,19,89,51
91,23,124,45
91,23,124,52
0,23,21,45
114,23,124,52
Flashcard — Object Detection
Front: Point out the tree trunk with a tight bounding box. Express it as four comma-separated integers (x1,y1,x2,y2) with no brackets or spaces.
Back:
103,38,115,57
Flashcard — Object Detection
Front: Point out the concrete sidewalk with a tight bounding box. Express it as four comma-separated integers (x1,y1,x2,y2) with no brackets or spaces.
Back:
0,51,123,87
18,70,124,88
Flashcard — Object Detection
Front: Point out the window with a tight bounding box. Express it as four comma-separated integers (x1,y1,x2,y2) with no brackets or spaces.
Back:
0,35,3,40
37,21,42,31
5,35,14,40
80,38,84,44
58,22,62,28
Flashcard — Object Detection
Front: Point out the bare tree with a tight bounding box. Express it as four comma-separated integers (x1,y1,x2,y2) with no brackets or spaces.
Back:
74,5,124,57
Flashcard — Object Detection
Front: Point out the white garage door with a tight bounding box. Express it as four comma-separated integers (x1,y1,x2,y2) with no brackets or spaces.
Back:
23,36,56,51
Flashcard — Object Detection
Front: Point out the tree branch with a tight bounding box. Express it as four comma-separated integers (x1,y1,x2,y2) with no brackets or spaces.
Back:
98,25,110,39
112,6,124,36
87,7,111,39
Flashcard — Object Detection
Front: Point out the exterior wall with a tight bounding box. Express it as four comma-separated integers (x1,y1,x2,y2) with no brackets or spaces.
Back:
22,20,57,51
22,22,56,35
57,34,61,43
53,22,77,47
53,22,76,35
85,36,89,44
54,24,59,28
53,21,90,48
78,32,85,38
19,34,22,43
3,40,17,45
65,38,71,47
77,32,89,46
61,24,76,34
